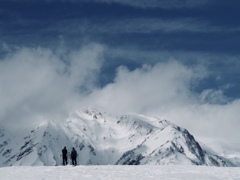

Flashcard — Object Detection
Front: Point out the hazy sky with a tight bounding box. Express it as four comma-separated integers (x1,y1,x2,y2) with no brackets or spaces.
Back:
0,0,240,145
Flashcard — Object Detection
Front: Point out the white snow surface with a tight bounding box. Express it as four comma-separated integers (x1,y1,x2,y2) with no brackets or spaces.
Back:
0,165,240,180
0,108,239,167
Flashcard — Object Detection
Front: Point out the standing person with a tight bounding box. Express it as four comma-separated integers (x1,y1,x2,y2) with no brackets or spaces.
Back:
62,146,68,165
71,147,77,166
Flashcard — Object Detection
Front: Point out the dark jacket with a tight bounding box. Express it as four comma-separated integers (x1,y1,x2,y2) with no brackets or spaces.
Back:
62,147,67,157
71,148,77,159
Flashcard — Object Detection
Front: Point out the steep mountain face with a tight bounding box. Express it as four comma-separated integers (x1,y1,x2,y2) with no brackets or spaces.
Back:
0,108,236,167
116,119,231,166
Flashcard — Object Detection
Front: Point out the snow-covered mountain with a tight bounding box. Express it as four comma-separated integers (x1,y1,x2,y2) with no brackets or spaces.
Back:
0,108,236,167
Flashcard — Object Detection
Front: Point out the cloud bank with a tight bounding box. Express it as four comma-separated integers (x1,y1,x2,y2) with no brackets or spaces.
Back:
82,59,240,143
0,44,104,127
0,43,240,145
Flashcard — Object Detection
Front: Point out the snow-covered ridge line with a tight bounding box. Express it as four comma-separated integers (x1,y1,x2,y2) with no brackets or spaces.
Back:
0,108,237,167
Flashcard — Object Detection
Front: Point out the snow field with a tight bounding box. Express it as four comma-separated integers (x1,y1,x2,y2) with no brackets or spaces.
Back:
0,165,240,180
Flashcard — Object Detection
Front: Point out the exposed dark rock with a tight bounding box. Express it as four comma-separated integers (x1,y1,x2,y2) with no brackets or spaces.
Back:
88,145,96,156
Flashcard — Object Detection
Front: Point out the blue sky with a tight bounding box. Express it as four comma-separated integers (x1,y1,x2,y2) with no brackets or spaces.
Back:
1,0,240,98
0,0,240,144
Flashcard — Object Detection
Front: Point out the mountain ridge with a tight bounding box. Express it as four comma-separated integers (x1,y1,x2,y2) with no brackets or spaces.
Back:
0,108,236,167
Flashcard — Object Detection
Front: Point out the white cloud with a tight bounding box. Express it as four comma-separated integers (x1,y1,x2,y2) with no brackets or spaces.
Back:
107,18,216,33
199,89,229,104
82,61,201,113
52,18,227,36
0,43,104,127
80,59,240,144
1,43,240,145
161,100,240,144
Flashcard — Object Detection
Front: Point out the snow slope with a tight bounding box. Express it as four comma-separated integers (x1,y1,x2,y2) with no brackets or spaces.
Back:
0,108,237,166
0,165,240,180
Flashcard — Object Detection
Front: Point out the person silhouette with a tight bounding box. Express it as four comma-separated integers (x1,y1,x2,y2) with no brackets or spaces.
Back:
62,146,68,165
71,147,77,166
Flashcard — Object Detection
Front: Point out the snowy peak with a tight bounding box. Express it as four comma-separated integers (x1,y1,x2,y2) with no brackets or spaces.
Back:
0,108,236,167
116,119,233,166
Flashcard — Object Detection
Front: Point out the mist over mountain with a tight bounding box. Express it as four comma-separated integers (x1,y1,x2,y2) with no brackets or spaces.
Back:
1,1,240,170
0,108,237,167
